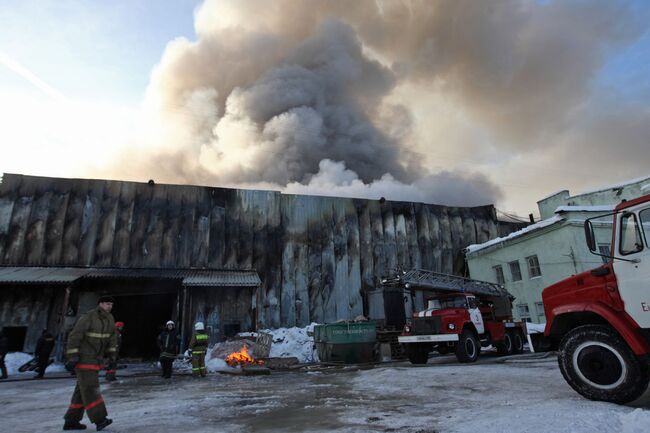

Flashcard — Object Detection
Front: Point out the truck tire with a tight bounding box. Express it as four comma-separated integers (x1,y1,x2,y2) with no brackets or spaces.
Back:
456,330,480,363
558,325,649,404
511,330,524,354
496,332,513,355
406,344,429,365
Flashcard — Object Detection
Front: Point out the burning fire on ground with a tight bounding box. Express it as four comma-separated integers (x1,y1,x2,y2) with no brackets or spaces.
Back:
225,345,264,367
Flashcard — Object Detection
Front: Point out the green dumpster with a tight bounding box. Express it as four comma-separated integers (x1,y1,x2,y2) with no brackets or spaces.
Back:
314,322,377,364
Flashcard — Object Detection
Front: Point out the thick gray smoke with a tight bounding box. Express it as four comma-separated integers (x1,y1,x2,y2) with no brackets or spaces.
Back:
113,0,647,208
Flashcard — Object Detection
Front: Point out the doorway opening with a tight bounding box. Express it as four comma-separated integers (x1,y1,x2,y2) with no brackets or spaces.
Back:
111,293,176,360
3,326,27,352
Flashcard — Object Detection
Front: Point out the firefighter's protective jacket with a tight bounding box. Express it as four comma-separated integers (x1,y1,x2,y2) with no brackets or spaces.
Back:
158,329,179,359
66,307,117,364
189,331,209,354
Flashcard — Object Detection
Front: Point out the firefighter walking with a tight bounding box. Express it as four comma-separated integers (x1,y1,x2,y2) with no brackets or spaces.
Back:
62,295,117,431
189,322,208,377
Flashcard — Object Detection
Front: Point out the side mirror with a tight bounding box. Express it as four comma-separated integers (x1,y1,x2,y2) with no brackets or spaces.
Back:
584,220,597,252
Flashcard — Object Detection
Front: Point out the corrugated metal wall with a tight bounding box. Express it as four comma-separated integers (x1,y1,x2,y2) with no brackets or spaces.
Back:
0,173,499,327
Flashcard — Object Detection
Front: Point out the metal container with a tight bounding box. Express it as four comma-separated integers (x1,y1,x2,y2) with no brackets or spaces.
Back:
314,322,377,363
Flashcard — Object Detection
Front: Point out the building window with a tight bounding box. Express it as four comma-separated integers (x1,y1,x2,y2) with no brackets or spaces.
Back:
526,255,541,278
493,265,505,285
517,303,530,319
535,302,545,318
508,260,522,281
598,244,611,264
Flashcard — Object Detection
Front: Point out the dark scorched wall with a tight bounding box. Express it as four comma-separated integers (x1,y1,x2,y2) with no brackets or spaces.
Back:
0,173,499,328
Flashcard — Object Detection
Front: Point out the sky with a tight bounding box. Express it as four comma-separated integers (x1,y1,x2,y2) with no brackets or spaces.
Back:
1,0,649,220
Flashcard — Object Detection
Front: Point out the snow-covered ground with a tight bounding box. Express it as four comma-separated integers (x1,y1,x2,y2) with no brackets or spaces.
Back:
1,352,649,432
2,326,648,432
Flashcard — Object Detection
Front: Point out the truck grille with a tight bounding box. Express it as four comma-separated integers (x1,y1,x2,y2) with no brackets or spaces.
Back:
412,317,442,334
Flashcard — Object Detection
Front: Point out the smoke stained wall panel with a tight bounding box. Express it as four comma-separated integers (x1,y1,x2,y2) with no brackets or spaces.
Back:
0,173,510,328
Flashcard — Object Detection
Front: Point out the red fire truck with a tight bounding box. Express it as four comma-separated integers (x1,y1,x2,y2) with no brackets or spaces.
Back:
390,269,526,364
542,193,650,404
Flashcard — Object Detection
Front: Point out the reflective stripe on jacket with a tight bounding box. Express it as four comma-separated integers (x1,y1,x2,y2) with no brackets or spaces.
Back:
189,332,209,354
66,307,117,363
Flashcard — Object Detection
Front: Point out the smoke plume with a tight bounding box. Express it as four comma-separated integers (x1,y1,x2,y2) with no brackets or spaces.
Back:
111,0,647,209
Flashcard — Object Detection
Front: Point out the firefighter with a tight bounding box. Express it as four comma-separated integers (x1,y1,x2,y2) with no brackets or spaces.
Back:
62,295,116,431
0,329,8,379
34,329,55,379
157,320,179,379
105,321,124,382
189,322,209,377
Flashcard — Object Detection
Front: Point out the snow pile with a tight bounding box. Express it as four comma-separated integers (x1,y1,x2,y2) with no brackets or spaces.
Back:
203,323,320,371
205,356,232,373
4,352,66,376
262,323,319,363
526,322,546,334
620,408,650,433
5,352,32,375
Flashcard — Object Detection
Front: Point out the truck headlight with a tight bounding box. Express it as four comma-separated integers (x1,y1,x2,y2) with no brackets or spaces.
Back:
404,325,411,333
448,323,456,330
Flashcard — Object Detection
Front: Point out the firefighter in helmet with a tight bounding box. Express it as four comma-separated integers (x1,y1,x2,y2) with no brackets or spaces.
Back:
157,320,178,379
62,295,116,431
189,322,208,377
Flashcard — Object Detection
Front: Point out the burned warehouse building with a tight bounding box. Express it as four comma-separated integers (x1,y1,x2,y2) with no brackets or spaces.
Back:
0,173,517,359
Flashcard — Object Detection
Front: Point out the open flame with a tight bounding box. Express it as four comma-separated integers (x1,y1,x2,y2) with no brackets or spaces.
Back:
225,345,264,367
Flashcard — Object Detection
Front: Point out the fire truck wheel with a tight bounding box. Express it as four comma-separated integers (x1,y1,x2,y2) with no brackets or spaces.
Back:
558,325,649,404
406,344,429,364
511,330,524,354
496,332,513,356
456,330,480,363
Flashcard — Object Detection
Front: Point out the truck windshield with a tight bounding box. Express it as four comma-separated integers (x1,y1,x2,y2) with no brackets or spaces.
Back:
428,296,467,309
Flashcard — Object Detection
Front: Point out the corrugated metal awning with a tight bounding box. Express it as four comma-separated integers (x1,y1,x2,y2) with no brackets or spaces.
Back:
0,267,88,284
0,267,261,287
181,270,261,287
83,268,261,287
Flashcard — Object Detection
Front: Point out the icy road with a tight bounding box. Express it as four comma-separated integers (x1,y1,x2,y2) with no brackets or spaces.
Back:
1,353,649,433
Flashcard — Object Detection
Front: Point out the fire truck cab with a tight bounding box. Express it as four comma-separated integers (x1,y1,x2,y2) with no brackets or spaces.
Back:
392,270,525,364
543,193,650,404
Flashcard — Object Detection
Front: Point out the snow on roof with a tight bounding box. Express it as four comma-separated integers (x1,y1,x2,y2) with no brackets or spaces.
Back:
465,215,564,255
537,189,568,202
642,183,650,192
575,175,650,198
554,205,615,213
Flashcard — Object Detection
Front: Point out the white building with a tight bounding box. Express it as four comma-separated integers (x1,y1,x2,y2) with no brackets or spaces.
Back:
465,175,650,323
